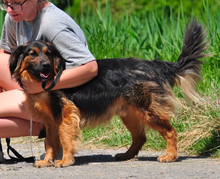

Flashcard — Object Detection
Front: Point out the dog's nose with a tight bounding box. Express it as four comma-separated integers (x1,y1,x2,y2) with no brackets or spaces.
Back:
42,62,51,69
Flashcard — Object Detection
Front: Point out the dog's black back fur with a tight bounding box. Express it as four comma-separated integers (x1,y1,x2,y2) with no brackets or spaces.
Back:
63,58,176,116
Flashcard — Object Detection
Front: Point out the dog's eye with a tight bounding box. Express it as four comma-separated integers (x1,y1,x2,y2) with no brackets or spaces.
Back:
29,51,38,58
45,51,52,57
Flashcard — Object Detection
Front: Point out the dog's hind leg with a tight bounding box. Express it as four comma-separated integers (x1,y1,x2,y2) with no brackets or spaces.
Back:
144,114,177,162
115,106,146,160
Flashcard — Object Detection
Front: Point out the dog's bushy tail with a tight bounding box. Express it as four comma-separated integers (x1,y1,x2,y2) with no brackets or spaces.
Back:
174,20,209,103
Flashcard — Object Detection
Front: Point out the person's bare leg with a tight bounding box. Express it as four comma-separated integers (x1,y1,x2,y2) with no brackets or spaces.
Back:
0,53,44,138
0,118,44,138
0,89,44,138
0,52,21,91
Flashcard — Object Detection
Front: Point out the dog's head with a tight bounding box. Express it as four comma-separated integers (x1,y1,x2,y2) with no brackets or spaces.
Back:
9,40,66,88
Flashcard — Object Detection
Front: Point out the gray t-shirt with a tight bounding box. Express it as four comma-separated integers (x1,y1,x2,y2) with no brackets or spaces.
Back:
0,3,95,68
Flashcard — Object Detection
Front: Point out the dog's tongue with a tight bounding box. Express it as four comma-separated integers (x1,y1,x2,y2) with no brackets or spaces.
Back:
40,72,50,79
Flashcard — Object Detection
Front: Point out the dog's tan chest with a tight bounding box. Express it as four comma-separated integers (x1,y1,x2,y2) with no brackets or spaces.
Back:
26,92,53,119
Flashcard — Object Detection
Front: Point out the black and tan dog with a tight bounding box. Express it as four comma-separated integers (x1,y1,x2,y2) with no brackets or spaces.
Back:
9,20,208,168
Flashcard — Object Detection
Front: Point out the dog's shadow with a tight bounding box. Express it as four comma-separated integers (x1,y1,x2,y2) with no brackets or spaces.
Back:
74,154,116,165
73,153,210,166
0,153,211,166
137,154,210,163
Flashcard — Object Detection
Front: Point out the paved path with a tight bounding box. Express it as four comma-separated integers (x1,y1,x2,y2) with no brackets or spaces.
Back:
0,140,220,179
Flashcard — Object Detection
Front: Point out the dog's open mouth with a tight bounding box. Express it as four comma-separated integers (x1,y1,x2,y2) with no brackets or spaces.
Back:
40,72,50,79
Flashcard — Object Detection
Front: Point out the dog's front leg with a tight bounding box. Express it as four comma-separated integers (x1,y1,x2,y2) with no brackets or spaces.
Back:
55,102,81,168
35,124,60,168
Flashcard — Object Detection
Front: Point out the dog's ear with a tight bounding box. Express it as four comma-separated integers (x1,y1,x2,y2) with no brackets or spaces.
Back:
9,44,28,77
54,53,66,75
46,42,66,75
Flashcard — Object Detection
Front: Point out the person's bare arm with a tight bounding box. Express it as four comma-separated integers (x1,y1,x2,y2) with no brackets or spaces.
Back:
0,48,10,54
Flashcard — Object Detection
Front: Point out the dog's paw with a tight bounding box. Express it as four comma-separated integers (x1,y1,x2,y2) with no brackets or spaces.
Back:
157,154,177,162
115,153,135,161
55,158,75,168
35,159,54,168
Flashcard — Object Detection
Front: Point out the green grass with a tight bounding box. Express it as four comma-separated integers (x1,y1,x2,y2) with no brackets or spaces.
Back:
76,1,220,156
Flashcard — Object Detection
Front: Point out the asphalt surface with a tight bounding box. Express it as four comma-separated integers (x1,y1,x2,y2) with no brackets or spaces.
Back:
0,140,220,179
